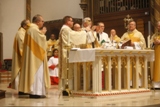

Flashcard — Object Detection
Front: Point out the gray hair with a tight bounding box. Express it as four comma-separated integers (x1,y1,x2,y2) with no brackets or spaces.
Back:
32,14,42,23
129,20,136,26
82,17,91,24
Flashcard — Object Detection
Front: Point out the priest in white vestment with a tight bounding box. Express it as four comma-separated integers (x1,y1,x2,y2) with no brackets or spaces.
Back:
82,17,100,48
58,16,87,89
11,19,30,91
110,29,121,43
121,21,146,86
121,21,146,49
96,22,111,44
19,14,50,98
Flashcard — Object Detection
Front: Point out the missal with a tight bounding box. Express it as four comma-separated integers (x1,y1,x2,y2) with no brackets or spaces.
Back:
121,40,131,49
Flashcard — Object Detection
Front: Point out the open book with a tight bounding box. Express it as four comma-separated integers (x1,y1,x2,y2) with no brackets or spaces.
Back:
121,40,131,49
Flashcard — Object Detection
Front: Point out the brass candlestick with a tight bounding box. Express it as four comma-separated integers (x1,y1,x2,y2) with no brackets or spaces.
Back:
147,62,155,91
62,45,73,97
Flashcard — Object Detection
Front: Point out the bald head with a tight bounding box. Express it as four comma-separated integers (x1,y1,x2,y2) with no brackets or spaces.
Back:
110,29,116,37
73,23,81,31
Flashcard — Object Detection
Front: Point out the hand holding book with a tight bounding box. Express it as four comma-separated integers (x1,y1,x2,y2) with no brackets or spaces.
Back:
121,39,131,49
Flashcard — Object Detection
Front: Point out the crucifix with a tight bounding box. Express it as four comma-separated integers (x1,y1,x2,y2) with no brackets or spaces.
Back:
123,14,133,29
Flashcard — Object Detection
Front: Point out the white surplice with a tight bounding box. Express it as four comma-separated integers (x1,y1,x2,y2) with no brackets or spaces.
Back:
48,57,59,77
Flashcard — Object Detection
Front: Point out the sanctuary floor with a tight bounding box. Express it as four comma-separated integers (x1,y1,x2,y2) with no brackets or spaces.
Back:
0,83,160,107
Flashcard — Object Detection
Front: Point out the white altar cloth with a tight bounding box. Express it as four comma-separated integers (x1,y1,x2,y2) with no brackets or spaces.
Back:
69,49,95,63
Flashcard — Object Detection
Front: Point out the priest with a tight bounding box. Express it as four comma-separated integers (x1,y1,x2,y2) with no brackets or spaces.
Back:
47,33,58,57
110,29,121,43
121,21,146,49
151,21,160,88
58,16,87,89
18,14,50,98
121,20,146,87
11,19,30,92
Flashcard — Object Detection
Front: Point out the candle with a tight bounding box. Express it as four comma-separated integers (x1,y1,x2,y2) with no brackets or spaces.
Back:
110,34,113,43
147,35,150,48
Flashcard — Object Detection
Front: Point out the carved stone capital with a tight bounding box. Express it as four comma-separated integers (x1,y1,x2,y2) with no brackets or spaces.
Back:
79,0,88,17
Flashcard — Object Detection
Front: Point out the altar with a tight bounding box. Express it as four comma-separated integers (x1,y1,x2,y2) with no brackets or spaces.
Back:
68,49,154,97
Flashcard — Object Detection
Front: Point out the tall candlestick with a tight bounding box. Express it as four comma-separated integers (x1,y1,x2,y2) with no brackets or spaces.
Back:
110,34,113,42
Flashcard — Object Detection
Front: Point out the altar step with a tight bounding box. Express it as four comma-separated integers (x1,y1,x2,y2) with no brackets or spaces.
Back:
73,89,152,100
0,71,11,83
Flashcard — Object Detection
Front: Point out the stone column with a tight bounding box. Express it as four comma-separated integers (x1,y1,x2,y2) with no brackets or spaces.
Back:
26,0,31,20
151,0,160,32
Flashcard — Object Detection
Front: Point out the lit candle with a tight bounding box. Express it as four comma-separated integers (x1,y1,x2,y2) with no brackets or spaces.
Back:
148,21,151,48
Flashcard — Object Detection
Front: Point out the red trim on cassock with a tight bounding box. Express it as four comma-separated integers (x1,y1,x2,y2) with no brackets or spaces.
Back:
50,76,59,85
49,65,56,70
54,56,58,58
